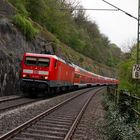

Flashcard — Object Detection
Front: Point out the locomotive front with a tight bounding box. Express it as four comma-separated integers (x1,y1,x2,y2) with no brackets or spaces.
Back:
20,53,51,93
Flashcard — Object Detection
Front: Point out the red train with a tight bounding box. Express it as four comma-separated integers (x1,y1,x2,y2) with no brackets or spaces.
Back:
20,53,119,96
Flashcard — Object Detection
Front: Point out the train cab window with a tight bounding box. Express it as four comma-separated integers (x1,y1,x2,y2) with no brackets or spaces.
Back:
54,60,57,68
25,57,37,65
38,58,50,67
74,74,80,78
25,57,50,67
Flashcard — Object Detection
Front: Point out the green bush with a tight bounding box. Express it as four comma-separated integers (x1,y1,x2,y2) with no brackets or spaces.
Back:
8,0,122,66
103,94,139,140
118,46,140,94
8,0,28,16
13,14,39,40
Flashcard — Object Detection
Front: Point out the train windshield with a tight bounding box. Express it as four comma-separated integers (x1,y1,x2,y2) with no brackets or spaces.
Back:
38,58,50,67
25,57,50,67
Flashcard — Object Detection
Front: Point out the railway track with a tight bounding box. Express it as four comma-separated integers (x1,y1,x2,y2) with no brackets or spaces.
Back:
0,87,104,140
0,95,22,103
0,97,41,113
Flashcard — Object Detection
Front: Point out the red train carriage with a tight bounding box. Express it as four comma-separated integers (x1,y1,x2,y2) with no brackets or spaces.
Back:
20,53,75,95
20,52,119,96
73,65,102,87
73,65,92,88
72,63,119,88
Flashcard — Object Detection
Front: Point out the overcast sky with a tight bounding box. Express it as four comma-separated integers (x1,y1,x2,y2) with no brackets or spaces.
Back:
79,0,138,51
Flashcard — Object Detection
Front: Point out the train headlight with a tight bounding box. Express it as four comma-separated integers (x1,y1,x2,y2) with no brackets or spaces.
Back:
44,76,48,79
23,74,30,78
23,74,27,78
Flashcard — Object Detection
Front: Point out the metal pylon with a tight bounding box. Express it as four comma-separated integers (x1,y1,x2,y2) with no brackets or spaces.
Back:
135,0,140,101
137,0,140,64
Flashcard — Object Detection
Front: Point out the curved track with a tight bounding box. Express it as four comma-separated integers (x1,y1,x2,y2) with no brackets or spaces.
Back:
0,97,41,113
0,87,104,140
0,95,22,103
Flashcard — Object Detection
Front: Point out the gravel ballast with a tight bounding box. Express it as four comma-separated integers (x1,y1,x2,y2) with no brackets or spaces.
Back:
0,87,107,139
0,88,92,135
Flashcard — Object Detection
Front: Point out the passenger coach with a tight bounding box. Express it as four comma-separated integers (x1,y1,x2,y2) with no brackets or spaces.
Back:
20,53,119,96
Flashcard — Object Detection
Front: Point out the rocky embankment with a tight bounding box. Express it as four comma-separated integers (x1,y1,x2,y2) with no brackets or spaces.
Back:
0,0,55,96
0,0,117,97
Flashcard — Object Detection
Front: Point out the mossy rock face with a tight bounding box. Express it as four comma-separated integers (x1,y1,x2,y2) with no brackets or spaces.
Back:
0,18,15,34
0,17,116,96
0,1,117,96
0,0,16,16
0,49,17,96
0,17,54,96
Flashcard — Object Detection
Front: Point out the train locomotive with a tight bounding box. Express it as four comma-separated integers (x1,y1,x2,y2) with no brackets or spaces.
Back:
20,53,119,96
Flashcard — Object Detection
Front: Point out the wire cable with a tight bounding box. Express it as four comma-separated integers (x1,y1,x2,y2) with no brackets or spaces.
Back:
102,0,138,20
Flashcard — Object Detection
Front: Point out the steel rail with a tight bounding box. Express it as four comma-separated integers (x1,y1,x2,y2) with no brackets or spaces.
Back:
133,108,140,116
0,98,41,112
64,88,103,140
0,88,98,140
133,127,140,135
0,96,22,103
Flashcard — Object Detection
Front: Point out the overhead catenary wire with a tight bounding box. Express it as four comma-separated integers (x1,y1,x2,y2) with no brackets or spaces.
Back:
60,8,118,11
61,0,137,21
102,0,138,20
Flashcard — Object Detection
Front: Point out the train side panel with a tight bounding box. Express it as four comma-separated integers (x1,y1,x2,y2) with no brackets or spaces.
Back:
20,53,75,94
49,59,74,87
20,53,119,96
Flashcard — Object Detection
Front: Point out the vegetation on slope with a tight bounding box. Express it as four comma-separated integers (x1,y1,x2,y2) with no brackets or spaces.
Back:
118,45,140,94
13,14,39,40
8,0,122,68
103,89,139,140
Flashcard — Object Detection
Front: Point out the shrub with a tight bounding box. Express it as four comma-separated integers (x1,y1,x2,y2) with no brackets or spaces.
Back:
103,93,139,140
13,14,39,40
8,0,28,16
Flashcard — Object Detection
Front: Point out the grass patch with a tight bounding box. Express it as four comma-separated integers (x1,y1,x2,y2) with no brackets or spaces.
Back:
13,14,39,40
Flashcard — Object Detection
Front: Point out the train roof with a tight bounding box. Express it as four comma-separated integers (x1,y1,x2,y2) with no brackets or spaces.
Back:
25,53,58,59
24,53,118,81
73,64,99,77
24,53,73,67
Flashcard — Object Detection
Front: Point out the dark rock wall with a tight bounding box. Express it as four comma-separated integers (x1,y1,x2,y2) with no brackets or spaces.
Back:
0,49,16,96
0,0,16,16
0,0,117,96
0,17,54,96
